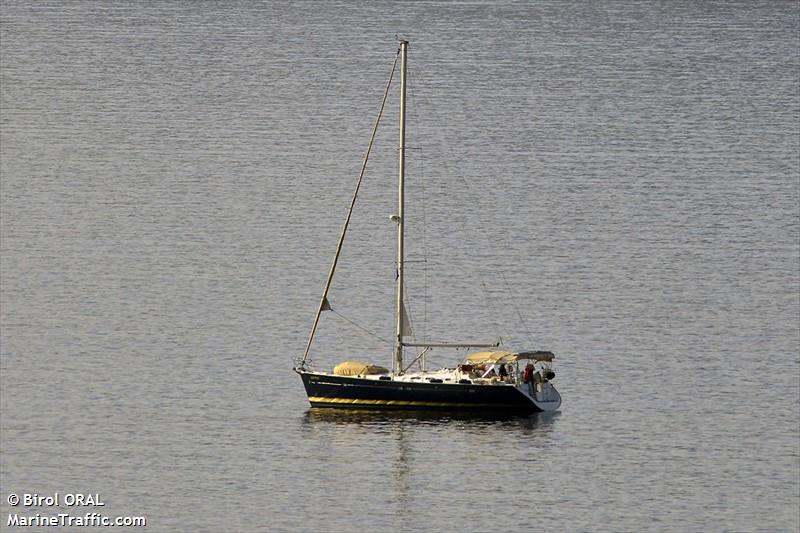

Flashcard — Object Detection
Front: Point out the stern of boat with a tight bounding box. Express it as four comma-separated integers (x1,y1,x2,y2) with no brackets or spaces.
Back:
516,381,561,412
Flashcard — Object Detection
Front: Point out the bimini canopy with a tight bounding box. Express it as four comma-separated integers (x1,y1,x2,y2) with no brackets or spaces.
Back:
333,361,390,376
463,350,555,365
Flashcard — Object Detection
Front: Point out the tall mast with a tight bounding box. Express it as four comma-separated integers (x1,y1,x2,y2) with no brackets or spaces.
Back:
394,40,408,375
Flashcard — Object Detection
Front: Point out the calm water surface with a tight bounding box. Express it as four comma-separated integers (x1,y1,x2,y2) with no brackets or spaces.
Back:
1,1,798,531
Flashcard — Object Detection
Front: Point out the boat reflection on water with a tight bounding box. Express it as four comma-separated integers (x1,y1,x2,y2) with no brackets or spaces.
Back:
302,407,560,431
298,407,560,517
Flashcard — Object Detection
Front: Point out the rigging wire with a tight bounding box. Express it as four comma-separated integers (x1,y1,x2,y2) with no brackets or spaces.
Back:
330,308,391,344
501,272,531,339
299,48,400,368
405,59,507,341
480,278,503,324
405,63,429,343
407,56,542,347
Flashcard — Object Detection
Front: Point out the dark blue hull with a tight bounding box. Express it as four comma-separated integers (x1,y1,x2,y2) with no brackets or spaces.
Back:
298,371,544,413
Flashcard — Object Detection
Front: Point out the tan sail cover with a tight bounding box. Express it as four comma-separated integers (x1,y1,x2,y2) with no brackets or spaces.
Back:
464,351,555,364
333,361,390,376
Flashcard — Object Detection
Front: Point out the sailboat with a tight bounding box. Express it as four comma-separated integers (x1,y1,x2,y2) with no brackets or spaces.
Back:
294,41,561,414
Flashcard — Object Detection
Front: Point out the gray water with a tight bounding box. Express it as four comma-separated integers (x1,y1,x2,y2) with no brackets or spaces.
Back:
1,1,798,531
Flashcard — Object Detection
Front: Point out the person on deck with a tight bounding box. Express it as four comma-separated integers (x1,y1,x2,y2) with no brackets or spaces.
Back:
522,363,534,383
498,363,509,381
